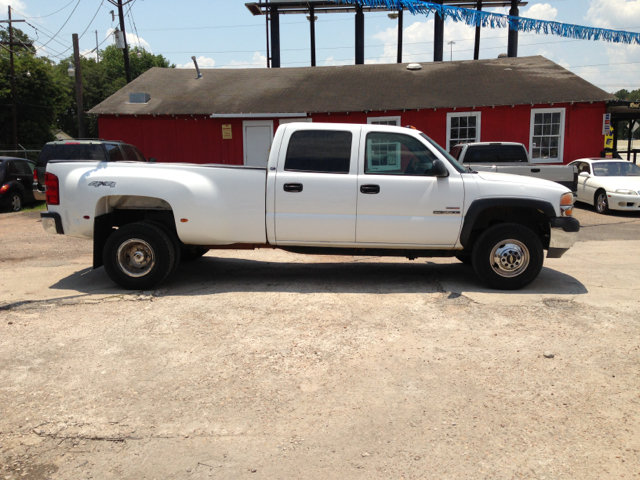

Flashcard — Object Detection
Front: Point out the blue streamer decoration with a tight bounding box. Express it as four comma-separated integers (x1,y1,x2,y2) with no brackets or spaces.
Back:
332,0,640,45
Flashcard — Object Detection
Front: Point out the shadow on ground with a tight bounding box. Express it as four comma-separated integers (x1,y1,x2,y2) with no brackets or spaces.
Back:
47,256,588,298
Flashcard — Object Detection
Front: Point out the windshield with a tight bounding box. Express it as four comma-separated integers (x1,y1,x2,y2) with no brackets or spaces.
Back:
592,162,640,177
419,133,466,173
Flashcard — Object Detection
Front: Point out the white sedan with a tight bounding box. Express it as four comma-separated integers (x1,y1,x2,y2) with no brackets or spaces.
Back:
568,158,640,214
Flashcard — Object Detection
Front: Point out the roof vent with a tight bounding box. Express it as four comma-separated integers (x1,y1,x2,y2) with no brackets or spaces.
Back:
407,63,422,71
129,93,150,104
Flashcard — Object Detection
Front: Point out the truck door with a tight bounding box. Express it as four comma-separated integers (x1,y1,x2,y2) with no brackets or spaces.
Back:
273,126,360,244
356,130,464,247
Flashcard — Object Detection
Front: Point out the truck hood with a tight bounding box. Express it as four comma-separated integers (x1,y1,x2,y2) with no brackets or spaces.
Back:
475,171,569,193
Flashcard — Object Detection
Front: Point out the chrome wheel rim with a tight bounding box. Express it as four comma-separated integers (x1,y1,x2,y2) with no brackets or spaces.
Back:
490,239,530,278
596,193,607,213
11,194,21,211
116,238,155,277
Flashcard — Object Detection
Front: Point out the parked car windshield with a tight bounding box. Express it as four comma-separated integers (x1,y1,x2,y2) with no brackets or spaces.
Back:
419,133,466,173
37,144,105,168
592,162,640,177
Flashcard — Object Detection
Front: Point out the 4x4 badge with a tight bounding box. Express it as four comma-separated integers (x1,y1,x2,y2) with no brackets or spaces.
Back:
88,181,116,188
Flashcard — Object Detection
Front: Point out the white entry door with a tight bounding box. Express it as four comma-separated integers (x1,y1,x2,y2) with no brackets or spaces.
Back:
243,120,273,167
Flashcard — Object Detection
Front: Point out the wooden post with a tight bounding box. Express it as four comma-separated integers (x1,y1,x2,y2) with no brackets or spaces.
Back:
73,34,85,139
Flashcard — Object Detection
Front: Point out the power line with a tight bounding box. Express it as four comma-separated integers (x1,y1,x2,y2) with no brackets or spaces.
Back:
35,0,82,51
18,0,77,19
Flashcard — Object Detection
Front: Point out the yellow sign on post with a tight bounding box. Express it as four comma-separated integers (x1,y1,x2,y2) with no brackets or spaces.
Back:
604,133,614,150
222,124,232,140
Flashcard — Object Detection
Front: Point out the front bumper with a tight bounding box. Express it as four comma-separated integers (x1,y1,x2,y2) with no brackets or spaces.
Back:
607,192,640,211
547,217,579,258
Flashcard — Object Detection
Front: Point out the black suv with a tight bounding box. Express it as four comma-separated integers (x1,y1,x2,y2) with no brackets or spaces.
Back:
0,157,37,212
33,140,149,200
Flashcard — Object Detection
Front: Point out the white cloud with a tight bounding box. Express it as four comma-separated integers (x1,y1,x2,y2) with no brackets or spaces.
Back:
105,28,152,54
586,0,640,28
225,51,267,68
324,55,355,66
522,3,558,21
177,56,216,69
0,0,26,12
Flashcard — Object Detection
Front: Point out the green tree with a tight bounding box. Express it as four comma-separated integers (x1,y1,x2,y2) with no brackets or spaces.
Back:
0,28,66,149
613,88,640,102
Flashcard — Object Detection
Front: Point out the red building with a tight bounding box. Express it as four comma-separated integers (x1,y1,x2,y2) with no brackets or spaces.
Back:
89,56,614,166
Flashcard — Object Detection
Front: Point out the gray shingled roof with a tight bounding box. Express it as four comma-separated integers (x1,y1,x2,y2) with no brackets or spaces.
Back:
88,56,614,116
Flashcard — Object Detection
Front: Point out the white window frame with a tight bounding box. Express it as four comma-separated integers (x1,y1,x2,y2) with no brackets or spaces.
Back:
367,116,401,126
446,111,481,153
529,107,565,164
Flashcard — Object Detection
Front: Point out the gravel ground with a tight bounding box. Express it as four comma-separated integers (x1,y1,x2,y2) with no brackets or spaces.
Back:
1,208,639,480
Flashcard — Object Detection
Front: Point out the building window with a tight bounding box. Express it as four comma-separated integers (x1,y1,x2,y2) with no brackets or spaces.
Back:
530,108,565,163
446,112,481,152
367,116,401,126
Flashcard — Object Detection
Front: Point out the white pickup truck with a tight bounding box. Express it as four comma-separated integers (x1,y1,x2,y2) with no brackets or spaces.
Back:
450,142,578,192
41,123,579,290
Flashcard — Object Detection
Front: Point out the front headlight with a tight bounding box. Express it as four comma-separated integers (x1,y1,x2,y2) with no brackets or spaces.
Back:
615,189,638,195
560,192,574,217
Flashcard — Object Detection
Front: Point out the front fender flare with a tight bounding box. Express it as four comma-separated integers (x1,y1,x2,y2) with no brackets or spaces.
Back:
460,198,557,248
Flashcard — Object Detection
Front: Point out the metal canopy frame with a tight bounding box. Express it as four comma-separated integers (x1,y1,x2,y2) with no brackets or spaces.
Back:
246,0,527,67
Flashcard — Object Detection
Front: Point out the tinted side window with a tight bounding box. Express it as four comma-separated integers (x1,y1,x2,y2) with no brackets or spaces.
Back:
7,161,19,175
105,144,124,161
37,144,106,167
285,130,352,174
450,145,462,159
15,161,33,174
132,147,147,162
122,145,138,161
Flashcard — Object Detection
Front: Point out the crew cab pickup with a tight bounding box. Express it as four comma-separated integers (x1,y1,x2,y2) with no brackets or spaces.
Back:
450,142,578,192
41,123,579,290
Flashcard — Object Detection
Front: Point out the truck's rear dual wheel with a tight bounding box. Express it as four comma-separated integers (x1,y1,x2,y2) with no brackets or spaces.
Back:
472,223,544,290
103,222,176,290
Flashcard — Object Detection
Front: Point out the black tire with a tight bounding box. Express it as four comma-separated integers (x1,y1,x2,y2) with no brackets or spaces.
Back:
595,189,609,214
103,222,176,290
9,192,23,212
471,223,544,290
145,220,182,273
455,253,472,265
180,246,209,261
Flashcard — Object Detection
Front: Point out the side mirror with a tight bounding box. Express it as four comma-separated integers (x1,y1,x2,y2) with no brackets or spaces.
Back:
579,171,590,177
149,157,157,163
432,159,450,177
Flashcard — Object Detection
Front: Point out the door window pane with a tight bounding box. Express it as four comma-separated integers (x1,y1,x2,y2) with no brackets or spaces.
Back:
285,130,352,173
105,144,124,161
365,132,439,176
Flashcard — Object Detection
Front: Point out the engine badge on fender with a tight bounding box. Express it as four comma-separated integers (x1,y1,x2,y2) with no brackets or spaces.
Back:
88,181,116,188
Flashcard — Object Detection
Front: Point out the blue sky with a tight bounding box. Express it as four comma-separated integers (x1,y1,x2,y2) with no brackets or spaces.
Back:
2,0,640,93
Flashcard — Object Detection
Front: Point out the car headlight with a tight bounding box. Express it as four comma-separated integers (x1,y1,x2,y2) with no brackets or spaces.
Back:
615,189,638,195
560,192,574,217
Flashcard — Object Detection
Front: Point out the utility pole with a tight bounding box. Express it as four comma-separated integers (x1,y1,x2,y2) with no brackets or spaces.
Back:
95,30,99,62
448,40,456,62
108,0,132,82
72,34,85,139
1,6,27,150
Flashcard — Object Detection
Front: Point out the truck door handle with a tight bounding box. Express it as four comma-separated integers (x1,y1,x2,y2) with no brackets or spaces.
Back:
360,184,380,194
283,183,303,192
531,168,541,173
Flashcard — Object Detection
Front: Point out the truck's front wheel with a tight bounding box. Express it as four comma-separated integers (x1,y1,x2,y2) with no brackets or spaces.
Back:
472,224,543,290
103,222,176,290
